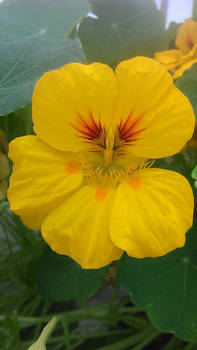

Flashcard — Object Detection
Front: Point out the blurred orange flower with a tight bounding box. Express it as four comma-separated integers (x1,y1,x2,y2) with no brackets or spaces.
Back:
155,18,197,79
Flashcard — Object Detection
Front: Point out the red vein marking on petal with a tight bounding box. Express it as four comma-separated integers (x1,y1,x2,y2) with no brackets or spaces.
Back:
117,111,146,146
70,111,106,148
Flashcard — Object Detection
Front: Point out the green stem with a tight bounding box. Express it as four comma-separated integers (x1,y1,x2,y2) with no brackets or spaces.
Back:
0,304,145,328
94,326,155,350
162,336,182,350
60,315,72,350
109,270,120,309
34,300,52,340
70,328,132,340
23,328,132,347
27,316,60,350
72,339,85,349
119,315,148,329
131,329,160,350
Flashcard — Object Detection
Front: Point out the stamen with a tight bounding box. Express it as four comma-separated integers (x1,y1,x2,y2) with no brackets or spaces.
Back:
80,158,153,187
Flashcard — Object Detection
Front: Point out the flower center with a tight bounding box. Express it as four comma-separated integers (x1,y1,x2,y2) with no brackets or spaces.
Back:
69,110,149,187
71,110,145,162
73,155,153,187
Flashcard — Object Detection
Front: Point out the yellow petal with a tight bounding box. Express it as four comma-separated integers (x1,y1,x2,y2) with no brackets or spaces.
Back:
110,168,194,258
33,63,117,152
176,18,197,54
155,49,183,70
42,186,123,269
20,213,47,230
8,136,83,215
173,57,197,80
114,57,195,158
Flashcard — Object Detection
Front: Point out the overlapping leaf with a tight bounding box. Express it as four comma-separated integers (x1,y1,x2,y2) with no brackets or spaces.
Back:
118,222,197,342
78,0,167,67
0,0,90,115
37,248,109,302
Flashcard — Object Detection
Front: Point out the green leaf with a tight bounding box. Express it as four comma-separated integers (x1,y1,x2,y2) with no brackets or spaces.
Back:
166,21,181,49
36,248,109,302
0,106,33,141
192,165,197,187
0,105,33,142
78,0,167,67
193,0,197,18
0,0,90,116
118,222,197,342
176,62,197,121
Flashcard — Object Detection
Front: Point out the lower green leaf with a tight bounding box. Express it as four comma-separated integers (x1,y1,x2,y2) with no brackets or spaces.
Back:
36,248,109,302
118,222,197,342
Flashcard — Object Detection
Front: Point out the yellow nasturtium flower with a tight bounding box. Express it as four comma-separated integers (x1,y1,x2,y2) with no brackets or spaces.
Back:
8,57,195,269
155,18,197,79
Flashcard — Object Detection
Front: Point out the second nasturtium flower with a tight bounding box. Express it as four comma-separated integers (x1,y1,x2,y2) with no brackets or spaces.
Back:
8,57,195,269
155,18,197,79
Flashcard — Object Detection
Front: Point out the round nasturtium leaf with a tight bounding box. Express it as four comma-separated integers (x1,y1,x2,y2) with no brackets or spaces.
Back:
0,0,90,116
36,248,109,302
118,222,197,342
176,62,197,121
78,0,167,67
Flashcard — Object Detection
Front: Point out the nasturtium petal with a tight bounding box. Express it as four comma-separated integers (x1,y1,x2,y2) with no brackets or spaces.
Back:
114,57,195,158
109,168,194,258
173,57,197,80
20,212,48,230
8,136,83,215
42,185,123,269
175,18,197,53
33,63,117,152
155,49,183,70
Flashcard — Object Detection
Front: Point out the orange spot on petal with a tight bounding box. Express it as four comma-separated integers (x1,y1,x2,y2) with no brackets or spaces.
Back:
95,188,107,202
128,176,142,190
65,162,78,174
